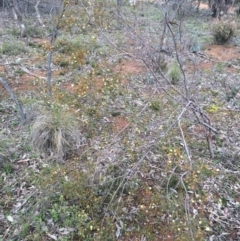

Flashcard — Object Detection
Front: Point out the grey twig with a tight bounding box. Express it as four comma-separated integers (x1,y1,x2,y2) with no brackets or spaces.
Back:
0,77,26,123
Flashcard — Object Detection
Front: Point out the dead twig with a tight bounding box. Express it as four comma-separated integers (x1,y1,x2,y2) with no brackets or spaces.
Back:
19,66,46,81
180,171,194,241
177,102,193,164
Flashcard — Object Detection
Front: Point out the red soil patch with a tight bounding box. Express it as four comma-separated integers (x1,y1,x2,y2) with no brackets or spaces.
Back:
122,183,175,241
188,44,240,73
204,45,240,61
188,61,213,73
64,83,79,94
225,65,237,73
120,78,129,85
13,70,45,91
0,65,5,73
63,76,105,95
198,2,209,10
112,116,129,132
13,68,65,92
31,38,51,48
91,76,105,92
62,59,136,96
52,69,67,78
198,2,236,14
112,59,146,87
113,60,146,76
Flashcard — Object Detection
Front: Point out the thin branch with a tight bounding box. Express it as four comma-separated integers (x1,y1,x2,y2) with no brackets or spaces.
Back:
165,17,189,101
100,29,184,102
103,149,151,220
46,0,66,97
35,0,45,26
180,171,194,241
166,165,178,197
46,51,53,96
177,102,192,163
0,77,26,123
19,66,46,81
12,0,26,37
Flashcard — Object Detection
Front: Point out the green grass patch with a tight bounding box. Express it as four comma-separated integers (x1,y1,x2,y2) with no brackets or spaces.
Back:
1,40,28,55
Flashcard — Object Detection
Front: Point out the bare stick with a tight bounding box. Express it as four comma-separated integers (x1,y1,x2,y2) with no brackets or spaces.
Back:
46,51,53,97
180,171,194,241
166,165,178,197
190,101,216,158
19,66,46,81
0,77,26,123
35,0,45,26
46,0,66,97
12,0,26,37
177,103,192,164
165,18,189,101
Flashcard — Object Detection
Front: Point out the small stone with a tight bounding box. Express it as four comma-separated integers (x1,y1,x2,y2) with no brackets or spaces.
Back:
15,58,22,64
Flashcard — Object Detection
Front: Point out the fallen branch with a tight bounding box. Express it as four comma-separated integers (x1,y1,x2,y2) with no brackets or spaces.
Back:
19,66,46,81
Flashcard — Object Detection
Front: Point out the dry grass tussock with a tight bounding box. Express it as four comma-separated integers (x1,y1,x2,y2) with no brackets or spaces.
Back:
30,105,83,161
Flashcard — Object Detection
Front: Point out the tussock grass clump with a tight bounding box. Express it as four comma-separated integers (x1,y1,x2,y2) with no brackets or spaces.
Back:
30,104,82,161
212,22,235,44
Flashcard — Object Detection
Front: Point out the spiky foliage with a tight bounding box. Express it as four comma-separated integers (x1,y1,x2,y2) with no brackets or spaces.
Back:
167,61,182,84
30,104,82,161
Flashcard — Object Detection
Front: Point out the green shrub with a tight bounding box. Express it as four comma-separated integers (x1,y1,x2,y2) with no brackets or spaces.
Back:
1,40,28,55
212,22,235,44
149,100,162,111
7,27,20,36
167,61,181,84
26,25,44,38
54,36,86,68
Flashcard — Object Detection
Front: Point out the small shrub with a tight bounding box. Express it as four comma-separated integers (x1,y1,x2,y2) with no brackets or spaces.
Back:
1,41,28,55
54,36,86,68
212,22,235,44
167,61,181,84
149,100,162,111
2,162,14,174
8,27,20,36
159,61,168,71
26,25,44,38
30,104,83,161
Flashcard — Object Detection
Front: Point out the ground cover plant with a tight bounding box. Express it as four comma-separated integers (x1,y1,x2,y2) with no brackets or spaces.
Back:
0,0,240,240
